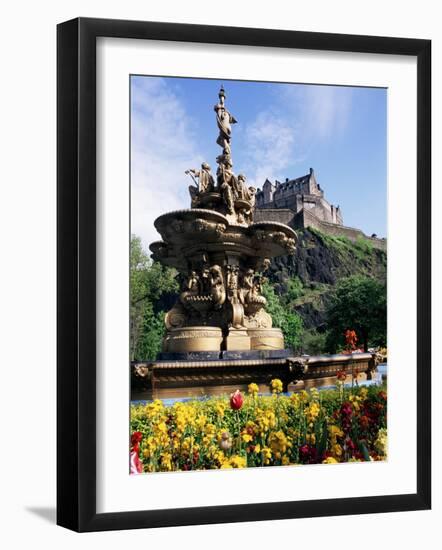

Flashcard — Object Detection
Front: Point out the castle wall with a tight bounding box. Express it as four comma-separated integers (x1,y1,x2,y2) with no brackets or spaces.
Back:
254,208,295,226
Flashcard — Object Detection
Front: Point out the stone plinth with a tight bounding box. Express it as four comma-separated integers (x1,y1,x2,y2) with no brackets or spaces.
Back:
164,326,223,353
247,328,285,350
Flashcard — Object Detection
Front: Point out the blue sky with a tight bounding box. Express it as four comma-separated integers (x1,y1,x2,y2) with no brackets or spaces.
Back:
131,75,386,247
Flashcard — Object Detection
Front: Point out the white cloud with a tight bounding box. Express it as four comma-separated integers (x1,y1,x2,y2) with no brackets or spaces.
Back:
131,77,203,248
242,109,300,189
284,84,353,141
241,84,353,188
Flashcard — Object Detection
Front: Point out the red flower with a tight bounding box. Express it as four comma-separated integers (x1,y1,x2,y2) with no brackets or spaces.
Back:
359,415,370,430
299,444,318,464
336,370,347,381
230,390,244,410
379,391,387,401
340,402,352,417
131,431,143,452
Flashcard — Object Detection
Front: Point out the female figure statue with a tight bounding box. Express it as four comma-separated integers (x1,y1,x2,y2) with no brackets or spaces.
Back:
214,86,237,156
209,265,226,309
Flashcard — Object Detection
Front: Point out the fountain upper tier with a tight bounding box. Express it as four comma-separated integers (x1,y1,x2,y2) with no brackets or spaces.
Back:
150,208,297,273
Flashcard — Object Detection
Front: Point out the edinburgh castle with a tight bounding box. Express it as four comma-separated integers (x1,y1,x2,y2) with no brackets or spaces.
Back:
255,168,386,250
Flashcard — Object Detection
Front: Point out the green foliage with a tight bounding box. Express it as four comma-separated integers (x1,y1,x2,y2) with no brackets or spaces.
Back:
325,275,387,353
285,276,304,303
130,235,179,360
308,227,379,264
299,329,328,355
262,282,303,351
135,309,166,361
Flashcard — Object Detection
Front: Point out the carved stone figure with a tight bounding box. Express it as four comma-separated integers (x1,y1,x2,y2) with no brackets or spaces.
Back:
226,265,240,304
217,158,236,215
179,271,200,304
185,162,215,194
241,268,254,304
214,86,237,157
209,265,226,308
200,266,211,294
235,175,256,223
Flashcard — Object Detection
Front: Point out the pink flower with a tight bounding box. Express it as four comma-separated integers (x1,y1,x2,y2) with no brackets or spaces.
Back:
130,450,143,474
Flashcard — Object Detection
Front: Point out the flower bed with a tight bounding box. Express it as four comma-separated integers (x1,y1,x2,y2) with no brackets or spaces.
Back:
130,382,387,473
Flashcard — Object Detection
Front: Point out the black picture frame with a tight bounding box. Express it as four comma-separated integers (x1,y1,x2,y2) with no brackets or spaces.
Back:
57,17,431,532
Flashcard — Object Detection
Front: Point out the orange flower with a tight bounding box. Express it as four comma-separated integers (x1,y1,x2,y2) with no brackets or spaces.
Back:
344,329,358,351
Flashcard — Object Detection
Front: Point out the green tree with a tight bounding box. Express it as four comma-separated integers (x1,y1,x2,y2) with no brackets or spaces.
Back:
130,235,179,360
325,275,386,353
299,329,328,355
262,282,303,351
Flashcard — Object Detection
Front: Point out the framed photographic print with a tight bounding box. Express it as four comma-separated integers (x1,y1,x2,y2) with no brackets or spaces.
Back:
57,17,431,532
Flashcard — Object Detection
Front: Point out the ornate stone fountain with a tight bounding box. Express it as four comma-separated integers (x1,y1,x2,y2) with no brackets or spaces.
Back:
150,86,297,355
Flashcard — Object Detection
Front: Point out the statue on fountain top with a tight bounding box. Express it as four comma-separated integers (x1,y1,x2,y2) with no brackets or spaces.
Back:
214,85,237,161
184,86,256,226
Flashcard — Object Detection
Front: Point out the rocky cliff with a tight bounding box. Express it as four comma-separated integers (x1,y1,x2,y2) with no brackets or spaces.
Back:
267,227,387,330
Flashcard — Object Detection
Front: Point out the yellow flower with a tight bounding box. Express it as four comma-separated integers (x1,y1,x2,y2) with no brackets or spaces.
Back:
329,425,344,438
268,430,291,455
349,394,362,411
374,428,388,457
359,387,368,400
254,444,261,453
248,382,259,396
270,378,283,394
304,401,320,424
160,452,173,471
261,446,272,465
230,455,247,468
215,401,226,418
309,387,320,400
299,390,309,403
196,415,208,430
322,456,339,464
290,393,300,407
242,433,253,443
333,444,343,458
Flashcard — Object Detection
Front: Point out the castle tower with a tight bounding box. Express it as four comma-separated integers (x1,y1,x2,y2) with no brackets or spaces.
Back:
263,179,274,203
